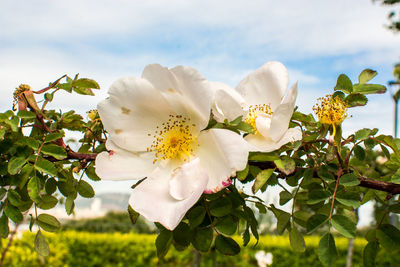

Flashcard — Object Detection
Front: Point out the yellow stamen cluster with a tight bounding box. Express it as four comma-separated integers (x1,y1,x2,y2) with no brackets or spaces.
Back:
147,115,197,164
245,104,273,133
313,94,348,125
313,94,348,136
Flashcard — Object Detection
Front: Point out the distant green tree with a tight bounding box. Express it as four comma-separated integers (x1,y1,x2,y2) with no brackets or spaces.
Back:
62,211,156,234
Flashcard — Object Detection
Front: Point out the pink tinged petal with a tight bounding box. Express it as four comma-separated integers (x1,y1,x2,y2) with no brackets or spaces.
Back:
95,140,156,181
236,61,289,109
197,129,249,193
142,64,213,130
269,82,298,142
169,158,208,200
244,128,302,152
211,82,246,123
97,76,173,152
129,165,208,230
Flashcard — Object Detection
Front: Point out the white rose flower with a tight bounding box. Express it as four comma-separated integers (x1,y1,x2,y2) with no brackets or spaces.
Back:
212,61,302,152
95,64,249,230
255,251,273,267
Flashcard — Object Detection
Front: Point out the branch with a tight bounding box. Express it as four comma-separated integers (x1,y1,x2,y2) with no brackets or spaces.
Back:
67,150,97,161
358,176,400,195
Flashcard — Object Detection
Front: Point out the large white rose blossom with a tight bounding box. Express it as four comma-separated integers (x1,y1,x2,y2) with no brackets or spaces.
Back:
212,61,302,152
95,64,249,230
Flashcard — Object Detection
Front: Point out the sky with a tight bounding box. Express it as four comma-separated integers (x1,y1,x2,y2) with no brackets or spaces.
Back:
1,0,400,220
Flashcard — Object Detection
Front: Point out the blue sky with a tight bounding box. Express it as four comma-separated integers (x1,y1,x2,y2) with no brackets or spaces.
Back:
1,0,400,200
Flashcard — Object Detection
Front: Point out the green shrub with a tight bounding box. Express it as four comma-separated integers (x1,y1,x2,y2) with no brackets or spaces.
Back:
1,232,400,266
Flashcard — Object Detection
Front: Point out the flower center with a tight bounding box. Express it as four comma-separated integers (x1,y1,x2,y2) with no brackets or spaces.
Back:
245,104,272,134
147,115,198,163
313,94,348,125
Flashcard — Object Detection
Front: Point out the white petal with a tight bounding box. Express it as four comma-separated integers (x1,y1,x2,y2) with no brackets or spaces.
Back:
211,82,246,123
95,140,156,180
197,129,249,193
236,61,288,109
245,128,302,152
142,64,213,130
129,166,208,230
255,113,272,139
98,76,173,152
169,158,208,200
269,82,298,142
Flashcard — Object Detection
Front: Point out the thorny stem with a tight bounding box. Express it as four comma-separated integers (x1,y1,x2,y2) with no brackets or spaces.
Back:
344,140,363,171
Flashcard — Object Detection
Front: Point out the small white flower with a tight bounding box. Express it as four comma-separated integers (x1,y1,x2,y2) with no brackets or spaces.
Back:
95,64,249,230
255,251,273,267
212,61,302,152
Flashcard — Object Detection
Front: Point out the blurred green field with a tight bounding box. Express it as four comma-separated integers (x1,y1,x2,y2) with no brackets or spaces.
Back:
1,231,399,267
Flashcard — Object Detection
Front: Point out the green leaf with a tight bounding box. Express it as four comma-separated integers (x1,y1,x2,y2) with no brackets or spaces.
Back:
8,156,26,175
317,166,335,181
34,158,58,177
24,137,41,150
77,180,95,198
334,74,353,94
37,195,58,210
187,206,206,228
236,164,249,181
45,178,57,195
44,93,53,102
17,110,36,119
73,87,94,96
318,233,337,267
274,157,295,175
345,93,368,107
35,230,49,257
307,214,328,234
277,212,291,234
377,224,400,250
65,195,75,215
339,173,360,186
279,191,292,205
336,191,360,208
127,205,139,224
209,197,232,217
215,235,240,255
248,152,279,162
44,132,64,143
354,128,371,141
28,176,41,202
192,227,213,252
4,204,23,223
172,222,191,248
363,241,379,267
73,78,100,89
307,190,330,205
7,189,22,206
37,213,61,232
354,145,366,161
85,165,101,181
353,83,386,94
359,69,377,84
391,169,400,183
5,117,19,132
41,144,67,160
242,227,250,246
236,121,255,134
252,169,274,193
331,214,356,238
0,214,9,238
289,226,306,252
215,215,238,235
